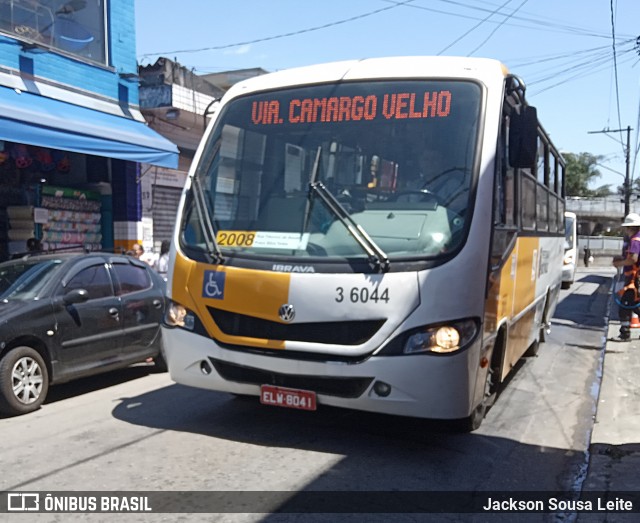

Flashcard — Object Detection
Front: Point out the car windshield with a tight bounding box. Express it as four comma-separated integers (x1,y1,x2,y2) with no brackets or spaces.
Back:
0,259,64,301
182,79,482,262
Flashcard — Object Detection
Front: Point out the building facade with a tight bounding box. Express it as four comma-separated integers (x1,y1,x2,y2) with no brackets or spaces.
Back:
0,0,178,260
138,58,223,256
138,59,268,255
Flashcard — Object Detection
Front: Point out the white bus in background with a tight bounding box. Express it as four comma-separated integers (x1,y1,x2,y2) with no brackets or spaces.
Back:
563,211,577,288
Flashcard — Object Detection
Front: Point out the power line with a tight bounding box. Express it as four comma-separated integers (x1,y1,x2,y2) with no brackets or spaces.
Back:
511,35,637,92
139,0,415,59
438,0,511,56
437,0,515,55
139,0,627,62
429,0,627,39
172,38,630,76
467,0,530,56
527,46,637,95
507,40,634,68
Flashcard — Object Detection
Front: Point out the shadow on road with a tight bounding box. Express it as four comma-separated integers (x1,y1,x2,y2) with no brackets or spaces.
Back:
44,364,158,405
110,374,589,503
554,274,613,327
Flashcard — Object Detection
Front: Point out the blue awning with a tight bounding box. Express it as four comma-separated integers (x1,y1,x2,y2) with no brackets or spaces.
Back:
0,86,179,168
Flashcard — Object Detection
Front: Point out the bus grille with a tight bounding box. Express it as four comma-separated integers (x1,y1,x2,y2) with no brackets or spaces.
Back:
208,307,385,345
209,357,373,398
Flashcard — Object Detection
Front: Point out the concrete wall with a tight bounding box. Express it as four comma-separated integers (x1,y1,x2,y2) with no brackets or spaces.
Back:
567,196,635,217
578,236,622,267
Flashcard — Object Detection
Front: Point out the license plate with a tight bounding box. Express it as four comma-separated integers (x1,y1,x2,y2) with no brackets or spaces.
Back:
260,385,317,411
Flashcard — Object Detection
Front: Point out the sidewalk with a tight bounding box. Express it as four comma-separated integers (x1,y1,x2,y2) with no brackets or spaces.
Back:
580,280,640,495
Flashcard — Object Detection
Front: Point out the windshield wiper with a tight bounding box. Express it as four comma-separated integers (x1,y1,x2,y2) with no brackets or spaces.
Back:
306,148,390,272
191,175,223,264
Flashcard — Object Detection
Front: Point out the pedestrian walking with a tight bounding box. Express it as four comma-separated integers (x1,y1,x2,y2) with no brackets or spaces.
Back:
156,240,170,276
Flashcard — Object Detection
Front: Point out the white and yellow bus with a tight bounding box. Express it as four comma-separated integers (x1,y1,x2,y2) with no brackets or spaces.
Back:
162,57,565,431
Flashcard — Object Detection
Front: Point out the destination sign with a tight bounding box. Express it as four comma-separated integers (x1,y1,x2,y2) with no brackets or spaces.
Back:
250,90,452,125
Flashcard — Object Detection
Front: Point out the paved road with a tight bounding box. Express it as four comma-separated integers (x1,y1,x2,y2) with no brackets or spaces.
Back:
0,268,614,522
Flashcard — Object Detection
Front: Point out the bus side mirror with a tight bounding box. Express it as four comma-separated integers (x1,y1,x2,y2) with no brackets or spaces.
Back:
509,105,537,168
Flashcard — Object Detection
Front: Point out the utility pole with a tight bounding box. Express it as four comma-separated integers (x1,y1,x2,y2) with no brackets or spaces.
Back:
588,126,633,219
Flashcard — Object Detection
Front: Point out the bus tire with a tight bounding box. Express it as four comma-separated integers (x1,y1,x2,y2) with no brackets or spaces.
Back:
524,339,540,357
535,291,552,346
456,402,486,432
152,350,168,373
0,346,49,416
453,367,495,432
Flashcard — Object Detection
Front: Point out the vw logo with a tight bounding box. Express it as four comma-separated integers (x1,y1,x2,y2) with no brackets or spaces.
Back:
278,304,296,322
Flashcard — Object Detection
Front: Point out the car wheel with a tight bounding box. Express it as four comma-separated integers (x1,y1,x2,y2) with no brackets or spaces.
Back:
0,347,49,416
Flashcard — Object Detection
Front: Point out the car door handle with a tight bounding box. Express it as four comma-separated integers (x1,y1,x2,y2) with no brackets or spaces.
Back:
152,299,163,309
108,307,119,319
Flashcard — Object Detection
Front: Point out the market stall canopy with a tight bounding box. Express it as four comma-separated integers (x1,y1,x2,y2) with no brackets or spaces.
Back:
0,86,179,168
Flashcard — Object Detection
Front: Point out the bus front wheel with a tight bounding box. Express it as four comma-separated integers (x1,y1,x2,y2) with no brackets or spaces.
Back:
453,367,495,432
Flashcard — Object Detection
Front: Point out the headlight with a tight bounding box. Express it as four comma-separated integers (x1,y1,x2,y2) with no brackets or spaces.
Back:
164,300,195,330
398,319,478,355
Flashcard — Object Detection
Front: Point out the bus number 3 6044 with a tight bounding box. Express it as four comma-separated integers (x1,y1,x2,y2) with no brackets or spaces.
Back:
335,286,390,304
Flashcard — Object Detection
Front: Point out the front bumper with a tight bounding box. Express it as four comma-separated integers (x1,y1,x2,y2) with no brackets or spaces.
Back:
161,326,482,420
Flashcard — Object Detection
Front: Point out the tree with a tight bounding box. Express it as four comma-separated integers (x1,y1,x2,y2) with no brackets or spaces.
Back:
563,152,611,197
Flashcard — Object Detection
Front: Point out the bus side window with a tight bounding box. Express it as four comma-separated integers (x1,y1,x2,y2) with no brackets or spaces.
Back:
491,115,517,269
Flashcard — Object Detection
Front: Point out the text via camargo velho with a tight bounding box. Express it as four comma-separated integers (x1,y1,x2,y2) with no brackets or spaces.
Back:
482,496,634,512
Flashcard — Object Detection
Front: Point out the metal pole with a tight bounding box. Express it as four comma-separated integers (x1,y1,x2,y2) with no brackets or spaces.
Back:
587,126,634,220
625,125,631,217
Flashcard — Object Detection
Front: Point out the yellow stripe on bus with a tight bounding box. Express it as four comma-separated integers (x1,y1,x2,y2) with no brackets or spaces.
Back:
171,255,289,349
512,237,539,317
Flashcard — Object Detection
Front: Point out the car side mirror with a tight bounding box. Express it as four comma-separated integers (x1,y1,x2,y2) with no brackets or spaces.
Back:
63,288,89,305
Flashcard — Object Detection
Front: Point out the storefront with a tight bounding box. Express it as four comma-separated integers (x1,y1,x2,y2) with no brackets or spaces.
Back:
140,165,188,256
0,85,178,260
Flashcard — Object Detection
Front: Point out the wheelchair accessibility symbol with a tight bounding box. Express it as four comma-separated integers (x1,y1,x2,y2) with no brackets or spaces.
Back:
202,270,225,299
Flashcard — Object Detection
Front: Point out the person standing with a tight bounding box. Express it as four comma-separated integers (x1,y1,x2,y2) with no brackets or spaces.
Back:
612,213,640,340
156,240,170,277
131,243,144,260
26,237,42,252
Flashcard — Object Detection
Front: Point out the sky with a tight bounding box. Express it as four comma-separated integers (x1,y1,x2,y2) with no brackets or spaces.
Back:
135,0,640,192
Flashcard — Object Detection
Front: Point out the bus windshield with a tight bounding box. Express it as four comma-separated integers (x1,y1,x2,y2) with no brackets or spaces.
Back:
183,80,482,261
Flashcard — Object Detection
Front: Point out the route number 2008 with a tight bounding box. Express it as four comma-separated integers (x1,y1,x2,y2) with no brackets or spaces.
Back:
216,231,255,247
335,286,390,304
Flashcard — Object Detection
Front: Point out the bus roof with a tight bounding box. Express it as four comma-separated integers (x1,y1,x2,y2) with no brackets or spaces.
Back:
224,56,509,100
